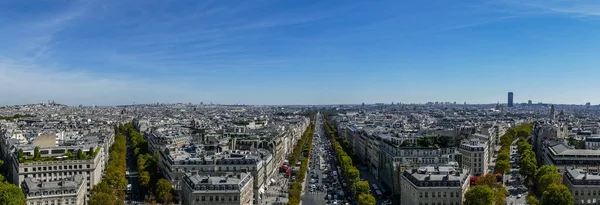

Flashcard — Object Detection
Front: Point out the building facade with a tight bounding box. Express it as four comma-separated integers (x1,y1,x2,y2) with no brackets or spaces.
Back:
181,172,254,205
508,92,514,107
9,146,104,201
158,147,274,204
458,137,489,176
400,166,470,205
379,138,458,195
22,174,87,205
541,142,600,174
564,168,600,205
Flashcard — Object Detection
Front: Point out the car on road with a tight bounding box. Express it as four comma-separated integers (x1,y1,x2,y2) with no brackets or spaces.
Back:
517,194,522,198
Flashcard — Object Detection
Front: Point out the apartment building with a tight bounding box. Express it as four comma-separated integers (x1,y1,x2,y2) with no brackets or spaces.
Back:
479,123,498,146
541,141,600,174
5,144,104,201
458,137,489,176
564,168,600,205
400,166,470,205
379,137,458,195
181,172,254,205
147,129,192,154
22,174,86,205
158,145,274,204
585,136,600,150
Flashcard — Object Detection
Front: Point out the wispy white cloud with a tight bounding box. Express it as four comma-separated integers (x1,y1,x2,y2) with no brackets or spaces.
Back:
0,0,222,105
74,1,341,74
486,0,600,17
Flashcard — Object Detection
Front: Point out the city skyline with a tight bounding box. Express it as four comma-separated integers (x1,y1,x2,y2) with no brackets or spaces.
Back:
2,0,600,105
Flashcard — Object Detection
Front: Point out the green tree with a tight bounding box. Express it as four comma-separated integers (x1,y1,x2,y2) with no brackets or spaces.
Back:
519,149,538,182
535,165,561,196
516,128,531,139
400,140,413,147
527,193,540,205
541,184,573,205
476,174,499,188
34,147,41,159
416,137,431,147
436,136,451,147
357,193,376,205
353,181,370,196
156,178,173,203
464,185,494,205
0,160,4,182
346,167,360,184
89,147,95,157
133,147,140,157
567,137,586,149
0,181,27,205
341,155,353,168
517,139,532,155
137,155,147,171
495,159,510,174
91,181,113,195
500,133,514,147
17,149,24,159
64,151,73,159
77,149,85,160
89,192,116,205
139,171,151,189
497,148,510,161
494,186,508,205
476,174,507,205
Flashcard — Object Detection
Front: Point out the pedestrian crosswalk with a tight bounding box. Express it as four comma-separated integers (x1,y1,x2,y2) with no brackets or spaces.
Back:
305,191,326,195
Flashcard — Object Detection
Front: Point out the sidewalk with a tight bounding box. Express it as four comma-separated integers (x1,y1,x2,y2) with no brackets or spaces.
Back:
357,165,389,204
262,174,290,205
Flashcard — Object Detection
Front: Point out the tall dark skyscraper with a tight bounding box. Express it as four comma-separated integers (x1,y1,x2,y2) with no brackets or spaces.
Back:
508,92,514,107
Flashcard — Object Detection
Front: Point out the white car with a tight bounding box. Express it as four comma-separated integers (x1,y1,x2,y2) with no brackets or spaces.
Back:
517,194,522,198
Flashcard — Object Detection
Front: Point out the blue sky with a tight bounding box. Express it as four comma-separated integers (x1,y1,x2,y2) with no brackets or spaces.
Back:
1,0,600,105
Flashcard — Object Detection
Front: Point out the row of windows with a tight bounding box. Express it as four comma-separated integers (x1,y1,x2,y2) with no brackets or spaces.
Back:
28,189,77,196
419,191,461,198
24,164,90,172
27,198,76,205
574,189,600,196
25,171,89,178
196,195,239,202
462,152,484,158
175,166,259,173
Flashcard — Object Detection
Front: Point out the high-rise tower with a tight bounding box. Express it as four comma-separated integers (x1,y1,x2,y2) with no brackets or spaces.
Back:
508,92,514,107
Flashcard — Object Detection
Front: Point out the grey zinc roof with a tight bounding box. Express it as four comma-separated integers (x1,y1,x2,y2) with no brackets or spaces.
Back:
407,166,469,183
550,143,600,156
566,168,600,180
24,174,83,192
